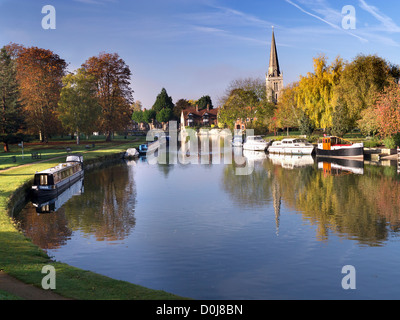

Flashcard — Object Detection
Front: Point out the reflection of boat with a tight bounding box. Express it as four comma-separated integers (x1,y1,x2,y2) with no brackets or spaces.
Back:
31,155,84,200
243,150,267,161
231,136,243,147
32,178,84,214
243,136,269,151
316,136,364,159
268,154,315,169
268,138,314,155
138,144,148,154
317,157,364,175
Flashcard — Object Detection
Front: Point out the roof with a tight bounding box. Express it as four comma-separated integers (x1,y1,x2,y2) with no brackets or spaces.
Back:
268,29,281,78
182,107,219,118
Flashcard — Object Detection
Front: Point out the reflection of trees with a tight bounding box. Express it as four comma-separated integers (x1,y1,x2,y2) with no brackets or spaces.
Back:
222,156,400,246
222,162,274,208
64,162,137,241
17,206,72,250
275,162,400,246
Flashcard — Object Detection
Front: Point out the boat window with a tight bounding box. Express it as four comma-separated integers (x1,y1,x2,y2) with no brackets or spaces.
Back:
40,175,48,186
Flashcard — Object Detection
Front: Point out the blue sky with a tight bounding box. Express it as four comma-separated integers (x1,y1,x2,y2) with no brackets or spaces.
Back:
1,0,400,108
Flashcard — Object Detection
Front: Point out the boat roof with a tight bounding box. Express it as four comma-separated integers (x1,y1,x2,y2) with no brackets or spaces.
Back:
35,161,79,175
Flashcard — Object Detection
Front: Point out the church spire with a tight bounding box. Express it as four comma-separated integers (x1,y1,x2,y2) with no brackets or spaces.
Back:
266,27,283,104
268,27,281,78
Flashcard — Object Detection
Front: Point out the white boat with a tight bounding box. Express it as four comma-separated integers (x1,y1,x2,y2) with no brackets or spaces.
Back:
243,136,269,151
231,136,243,147
268,138,314,155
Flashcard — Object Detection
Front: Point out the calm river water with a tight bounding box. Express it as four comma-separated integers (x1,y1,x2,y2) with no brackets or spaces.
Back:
16,145,400,300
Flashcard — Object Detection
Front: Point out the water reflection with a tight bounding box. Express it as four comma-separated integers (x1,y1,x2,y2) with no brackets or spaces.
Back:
256,154,400,245
17,161,137,248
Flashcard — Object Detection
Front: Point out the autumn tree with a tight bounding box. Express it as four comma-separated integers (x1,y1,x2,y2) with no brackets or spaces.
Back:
16,46,67,142
58,68,102,144
296,55,344,130
82,52,133,141
337,54,400,124
275,82,301,135
375,82,400,137
0,47,25,152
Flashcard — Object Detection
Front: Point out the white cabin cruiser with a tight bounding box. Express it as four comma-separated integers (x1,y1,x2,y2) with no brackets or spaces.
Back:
268,138,314,155
243,136,269,151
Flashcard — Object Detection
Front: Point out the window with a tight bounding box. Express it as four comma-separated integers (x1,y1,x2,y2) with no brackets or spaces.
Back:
40,175,48,186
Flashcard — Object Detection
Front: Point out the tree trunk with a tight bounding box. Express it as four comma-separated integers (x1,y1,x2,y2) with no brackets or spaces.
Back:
76,130,80,145
3,142,9,152
106,131,112,142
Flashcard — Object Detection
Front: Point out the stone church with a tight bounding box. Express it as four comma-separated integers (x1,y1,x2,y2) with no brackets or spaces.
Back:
266,28,283,104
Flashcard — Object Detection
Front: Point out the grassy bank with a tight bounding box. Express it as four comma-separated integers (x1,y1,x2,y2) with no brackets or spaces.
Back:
0,138,187,300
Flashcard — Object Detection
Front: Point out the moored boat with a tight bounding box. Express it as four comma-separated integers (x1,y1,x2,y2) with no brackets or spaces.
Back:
316,136,364,159
243,136,269,151
268,138,314,155
31,154,84,200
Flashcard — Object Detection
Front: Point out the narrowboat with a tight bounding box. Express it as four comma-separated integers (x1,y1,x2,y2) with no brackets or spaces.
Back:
268,138,315,155
316,136,364,159
31,154,84,200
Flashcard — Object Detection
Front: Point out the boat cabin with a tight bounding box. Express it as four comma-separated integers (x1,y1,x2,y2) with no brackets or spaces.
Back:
319,136,353,151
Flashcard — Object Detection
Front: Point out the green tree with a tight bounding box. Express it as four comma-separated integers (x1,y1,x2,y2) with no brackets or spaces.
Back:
58,68,101,144
142,109,156,125
152,88,174,113
330,102,352,137
156,108,173,125
337,54,399,124
0,47,25,152
197,95,213,110
298,112,314,137
132,110,144,124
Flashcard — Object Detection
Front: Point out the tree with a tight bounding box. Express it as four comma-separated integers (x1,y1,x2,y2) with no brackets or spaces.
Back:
298,112,315,137
58,68,102,144
197,95,213,110
156,108,172,125
142,109,156,125
275,82,301,135
131,110,144,125
375,82,400,137
357,106,380,137
16,46,67,142
218,88,259,129
337,54,399,124
152,88,174,113
219,77,266,105
173,98,192,119
82,52,133,142
330,102,352,137
0,47,25,152
296,55,344,130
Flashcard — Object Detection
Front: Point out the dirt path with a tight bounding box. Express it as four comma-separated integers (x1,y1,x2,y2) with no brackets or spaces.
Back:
0,271,71,300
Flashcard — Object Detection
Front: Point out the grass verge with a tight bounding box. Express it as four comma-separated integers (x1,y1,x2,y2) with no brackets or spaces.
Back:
0,138,187,300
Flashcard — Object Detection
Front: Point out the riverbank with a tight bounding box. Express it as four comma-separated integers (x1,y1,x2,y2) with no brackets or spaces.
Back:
0,140,187,300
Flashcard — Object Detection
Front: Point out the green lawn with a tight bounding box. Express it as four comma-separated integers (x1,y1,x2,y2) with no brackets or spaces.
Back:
0,137,187,300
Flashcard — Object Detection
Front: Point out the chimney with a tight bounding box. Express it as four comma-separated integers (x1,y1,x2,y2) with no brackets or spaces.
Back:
207,104,209,111
196,104,198,112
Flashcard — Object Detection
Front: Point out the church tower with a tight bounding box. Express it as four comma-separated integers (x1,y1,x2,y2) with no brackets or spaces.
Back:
266,27,283,104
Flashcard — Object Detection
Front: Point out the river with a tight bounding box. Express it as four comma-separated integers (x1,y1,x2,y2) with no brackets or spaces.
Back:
15,145,400,300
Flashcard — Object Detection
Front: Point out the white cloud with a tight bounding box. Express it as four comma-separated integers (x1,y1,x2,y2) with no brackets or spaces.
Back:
358,0,400,33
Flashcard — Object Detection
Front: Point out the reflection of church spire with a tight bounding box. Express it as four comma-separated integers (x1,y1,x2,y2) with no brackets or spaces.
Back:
272,177,281,236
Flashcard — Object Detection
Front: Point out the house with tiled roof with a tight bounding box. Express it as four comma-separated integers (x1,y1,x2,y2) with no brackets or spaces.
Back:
181,105,220,128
